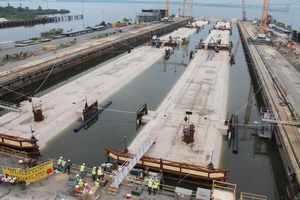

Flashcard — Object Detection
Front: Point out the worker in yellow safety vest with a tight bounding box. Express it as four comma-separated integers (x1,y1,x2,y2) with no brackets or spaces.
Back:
79,179,84,189
76,174,80,183
148,178,153,195
57,156,63,171
62,159,66,173
98,167,104,180
95,179,100,187
153,181,160,195
92,166,97,181
80,163,86,178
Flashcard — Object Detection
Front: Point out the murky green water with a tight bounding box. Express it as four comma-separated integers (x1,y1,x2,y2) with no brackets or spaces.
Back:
0,24,288,198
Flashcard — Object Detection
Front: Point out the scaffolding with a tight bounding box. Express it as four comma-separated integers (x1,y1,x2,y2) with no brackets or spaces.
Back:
257,107,278,139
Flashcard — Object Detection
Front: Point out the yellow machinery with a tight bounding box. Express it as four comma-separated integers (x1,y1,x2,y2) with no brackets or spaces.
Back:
259,0,271,34
165,0,170,18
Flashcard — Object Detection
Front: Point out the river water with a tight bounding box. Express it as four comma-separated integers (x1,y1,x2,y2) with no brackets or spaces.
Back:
0,1,299,42
0,2,290,199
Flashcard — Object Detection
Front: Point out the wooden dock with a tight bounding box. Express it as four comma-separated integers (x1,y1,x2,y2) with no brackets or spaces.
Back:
0,133,40,155
105,147,230,188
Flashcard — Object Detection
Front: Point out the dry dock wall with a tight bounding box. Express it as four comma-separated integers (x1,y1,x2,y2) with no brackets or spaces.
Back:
237,21,300,188
0,18,193,96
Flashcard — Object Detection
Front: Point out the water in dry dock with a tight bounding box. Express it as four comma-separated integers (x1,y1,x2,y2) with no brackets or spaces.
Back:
37,27,212,162
219,27,288,198
0,25,288,198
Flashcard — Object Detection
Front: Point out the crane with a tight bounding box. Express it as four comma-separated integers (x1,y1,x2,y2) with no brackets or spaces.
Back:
242,0,247,21
165,0,170,18
259,0,271,35
182,0,193,17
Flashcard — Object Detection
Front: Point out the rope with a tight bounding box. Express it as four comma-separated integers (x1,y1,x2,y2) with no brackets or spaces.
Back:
235,83,264,115
0,84,24,96
33,61,57,94
102,108,136,114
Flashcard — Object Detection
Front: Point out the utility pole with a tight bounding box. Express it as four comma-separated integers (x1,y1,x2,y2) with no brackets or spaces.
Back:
102,10,104,23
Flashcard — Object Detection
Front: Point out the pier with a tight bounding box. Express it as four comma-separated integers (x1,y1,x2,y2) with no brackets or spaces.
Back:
0,15,83,29
238,20,300,197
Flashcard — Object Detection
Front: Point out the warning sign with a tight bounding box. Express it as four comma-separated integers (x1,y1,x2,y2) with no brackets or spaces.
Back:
2,161,54,183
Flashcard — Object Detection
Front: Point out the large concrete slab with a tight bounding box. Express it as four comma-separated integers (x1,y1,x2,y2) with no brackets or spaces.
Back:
129,30,231,168
0,26,198,150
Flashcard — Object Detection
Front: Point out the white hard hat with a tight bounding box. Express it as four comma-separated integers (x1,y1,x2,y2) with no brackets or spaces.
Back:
97,179,99,181
80,179,82,181
60,156,62,159
94,166,96,169
83,163,85,165
99,167,101,169
84,183,88,185
76,174,79,176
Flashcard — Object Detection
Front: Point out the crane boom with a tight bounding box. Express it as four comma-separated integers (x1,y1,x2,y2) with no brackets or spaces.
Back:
259,0,271,34
165,0,170,18
242,0,247,21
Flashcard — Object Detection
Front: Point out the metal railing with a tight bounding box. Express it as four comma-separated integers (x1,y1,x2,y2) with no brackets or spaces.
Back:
0,146,29,157
111,132,155,187
0,100,19,112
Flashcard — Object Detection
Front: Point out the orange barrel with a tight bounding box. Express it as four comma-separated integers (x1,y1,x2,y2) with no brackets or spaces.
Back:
287,44,291,49
75,185,80,192
291,46,296,51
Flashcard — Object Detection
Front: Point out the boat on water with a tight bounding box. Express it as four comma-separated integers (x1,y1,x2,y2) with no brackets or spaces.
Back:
0,133,40,155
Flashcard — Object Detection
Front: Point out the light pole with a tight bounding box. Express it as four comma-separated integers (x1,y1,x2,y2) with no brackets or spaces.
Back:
102,10,104,23
81,1,85,29
124,136,128,153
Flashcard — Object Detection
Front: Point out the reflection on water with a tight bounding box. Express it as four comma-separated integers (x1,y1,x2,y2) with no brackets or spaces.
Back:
219,27,288,198
0,23,288,198
40,25,212,167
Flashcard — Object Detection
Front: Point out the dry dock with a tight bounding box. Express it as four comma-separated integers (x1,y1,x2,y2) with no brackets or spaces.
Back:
0,21,205,151
129,22,232,168
238,21,300,197
0,18,193,96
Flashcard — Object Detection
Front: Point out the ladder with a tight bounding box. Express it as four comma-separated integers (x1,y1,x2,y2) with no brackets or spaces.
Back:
0,100,19,112
110,132,155,191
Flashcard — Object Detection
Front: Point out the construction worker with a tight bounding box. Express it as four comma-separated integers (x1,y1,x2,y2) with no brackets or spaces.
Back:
92,166,97,181
98,167,103,180
78,179,84,189
62,159,66,173
66,159,72,175
80,163,86,178
76,174,80,183
153,181,160,195
148,178,153,195
57,156,62,171
95,179,100,187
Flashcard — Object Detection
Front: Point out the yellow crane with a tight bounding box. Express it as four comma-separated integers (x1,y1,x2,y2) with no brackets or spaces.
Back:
259,0,271,34
165,0,170,18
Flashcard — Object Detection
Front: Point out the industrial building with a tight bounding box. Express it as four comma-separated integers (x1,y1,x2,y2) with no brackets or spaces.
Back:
136,9,165,23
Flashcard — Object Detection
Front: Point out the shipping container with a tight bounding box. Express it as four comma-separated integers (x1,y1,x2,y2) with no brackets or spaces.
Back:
116,22,127,27
112,23,117,27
